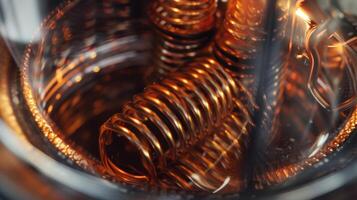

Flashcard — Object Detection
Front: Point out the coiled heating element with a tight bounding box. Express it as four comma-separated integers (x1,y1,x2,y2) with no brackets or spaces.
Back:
159,106,253,193
149,0,217,74
99,0,284,193
213,0,267,89
99,57,255,192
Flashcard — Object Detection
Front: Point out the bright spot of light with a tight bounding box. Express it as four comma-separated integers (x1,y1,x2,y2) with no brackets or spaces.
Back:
296,8,311,24
308,132,329,158
213,177,231,193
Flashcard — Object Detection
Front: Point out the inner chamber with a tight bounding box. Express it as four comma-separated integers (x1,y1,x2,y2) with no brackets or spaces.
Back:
17,0,357,197
21,0,154,168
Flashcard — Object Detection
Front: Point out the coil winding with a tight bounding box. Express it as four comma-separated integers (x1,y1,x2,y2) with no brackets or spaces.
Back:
159,106,253,193
213,0,267,87
149,0,217,74
99,57,252,184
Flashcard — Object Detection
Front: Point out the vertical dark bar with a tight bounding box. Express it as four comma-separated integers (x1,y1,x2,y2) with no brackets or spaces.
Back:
245,0,280,191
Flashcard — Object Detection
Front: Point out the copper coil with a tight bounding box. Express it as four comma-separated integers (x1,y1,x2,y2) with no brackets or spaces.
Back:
213,0,267,81
153,32,211,74
99,57,252,184
149,0,217,36
159,107,253,193
149,0,217,74
213,0,289,89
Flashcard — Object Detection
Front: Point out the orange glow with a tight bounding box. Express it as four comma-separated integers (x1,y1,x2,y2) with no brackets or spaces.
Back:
296,8,311,24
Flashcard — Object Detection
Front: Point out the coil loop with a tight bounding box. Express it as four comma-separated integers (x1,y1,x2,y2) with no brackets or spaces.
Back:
152,32,212,75
159,106,253,193
149,0,217,74
99,57,251,184
150,0,217,36
213,0,266,84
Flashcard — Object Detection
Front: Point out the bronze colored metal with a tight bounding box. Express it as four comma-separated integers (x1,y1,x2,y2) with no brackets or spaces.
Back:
99,57,254,188
159,108,252,193
213,0,267,88
149,0,217,74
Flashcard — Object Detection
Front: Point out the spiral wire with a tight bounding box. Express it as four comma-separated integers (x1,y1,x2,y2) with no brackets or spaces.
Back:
213,0,267,88
159,106,253,193
149,0,217,74
99,57,254,185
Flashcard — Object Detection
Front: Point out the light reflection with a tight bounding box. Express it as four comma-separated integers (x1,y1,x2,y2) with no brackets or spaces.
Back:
212,177,231,194
92,66,100,73
74,75,82,83
295,7,311,24
308,132,329,158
